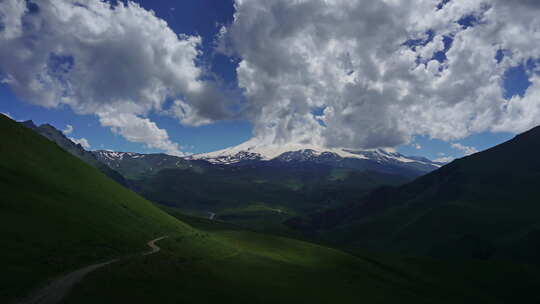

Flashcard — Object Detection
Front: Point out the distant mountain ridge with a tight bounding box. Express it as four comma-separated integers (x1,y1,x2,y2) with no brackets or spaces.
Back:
92,142,440,178
189,141,441,177
93,150,202,180
19,120,127,186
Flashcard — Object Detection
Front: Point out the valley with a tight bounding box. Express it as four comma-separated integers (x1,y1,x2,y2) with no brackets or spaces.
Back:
4,112,540,304
93,135,437,233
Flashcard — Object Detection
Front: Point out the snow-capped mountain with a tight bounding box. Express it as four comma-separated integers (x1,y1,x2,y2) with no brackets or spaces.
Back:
94,150,148,163
189,141,441,175
92,140,441,178
189,141,370,163
93,150,196,179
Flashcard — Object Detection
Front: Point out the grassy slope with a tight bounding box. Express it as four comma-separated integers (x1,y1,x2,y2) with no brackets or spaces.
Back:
64,214,540,304
23,122,128,186
290,126,540,262
0,115,193,302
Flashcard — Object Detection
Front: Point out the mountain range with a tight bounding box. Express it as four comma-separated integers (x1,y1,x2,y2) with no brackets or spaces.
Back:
91,141,441,177
189,140,442,176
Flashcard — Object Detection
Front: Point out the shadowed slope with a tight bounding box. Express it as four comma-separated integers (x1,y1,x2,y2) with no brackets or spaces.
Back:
289,125,540,262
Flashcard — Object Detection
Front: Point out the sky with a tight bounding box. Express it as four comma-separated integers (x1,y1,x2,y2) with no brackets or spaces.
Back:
1,0,539,162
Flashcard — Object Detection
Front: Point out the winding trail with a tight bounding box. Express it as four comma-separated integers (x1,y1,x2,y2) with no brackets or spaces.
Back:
18,236,168,304
143,236,168,256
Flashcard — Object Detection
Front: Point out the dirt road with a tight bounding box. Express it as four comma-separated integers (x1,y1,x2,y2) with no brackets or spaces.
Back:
18,236,168,304
143,236,168,255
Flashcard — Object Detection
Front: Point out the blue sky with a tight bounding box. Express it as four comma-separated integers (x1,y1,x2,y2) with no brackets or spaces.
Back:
1,0,253,155
0,0,536,161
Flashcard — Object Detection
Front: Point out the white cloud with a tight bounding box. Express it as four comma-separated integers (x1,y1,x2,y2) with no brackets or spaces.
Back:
451,143,478,156
0,0,26,40
98,111,183,156
1,112,12,119
63,124,73,135
434,156,455,163
220,0,540,149
0,0,230,155
69,137,91,150
3,0,540,154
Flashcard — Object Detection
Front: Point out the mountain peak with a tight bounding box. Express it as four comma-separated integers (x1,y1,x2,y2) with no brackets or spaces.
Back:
40,123,57,130
20,120,37,130
93,150,147,161
191,140,371,161
188,140,440,174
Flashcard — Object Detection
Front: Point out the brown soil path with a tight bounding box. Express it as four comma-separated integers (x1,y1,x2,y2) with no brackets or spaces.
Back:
18,236,168,304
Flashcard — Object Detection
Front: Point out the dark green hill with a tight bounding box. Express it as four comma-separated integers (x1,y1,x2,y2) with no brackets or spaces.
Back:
0,114,192,302
289,125,540,263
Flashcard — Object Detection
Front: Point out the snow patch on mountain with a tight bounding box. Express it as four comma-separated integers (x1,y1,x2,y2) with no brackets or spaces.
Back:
93,150,145,161
189,139,439,167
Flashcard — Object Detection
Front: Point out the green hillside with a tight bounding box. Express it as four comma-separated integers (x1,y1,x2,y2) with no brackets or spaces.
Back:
290,125,540,263
64,214,540,304
21,121,128,186
0,114,194,302
3,113,540,304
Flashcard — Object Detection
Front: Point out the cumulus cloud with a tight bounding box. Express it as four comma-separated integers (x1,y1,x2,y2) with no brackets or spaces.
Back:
69,137,91,149
451,143,478,156
3,0,540,154
0,0,230,155
98,111,183,156
63,124,73,135
220,0,540,149
0,0,26,40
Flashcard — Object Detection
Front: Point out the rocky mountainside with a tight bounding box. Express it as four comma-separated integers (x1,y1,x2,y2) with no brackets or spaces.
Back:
92,150,206,179
19,121,127,186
